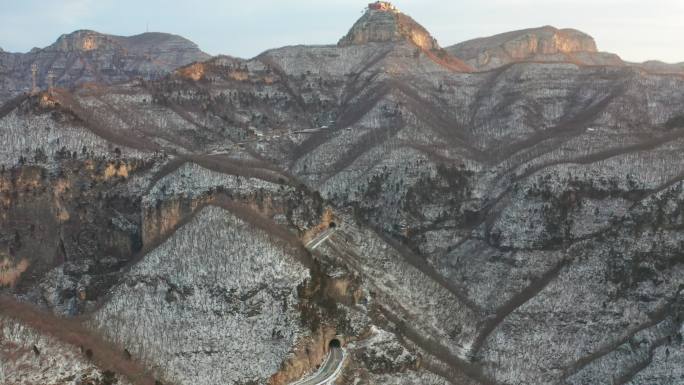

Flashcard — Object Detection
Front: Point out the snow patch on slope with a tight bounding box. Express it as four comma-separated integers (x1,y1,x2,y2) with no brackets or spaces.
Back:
92,205,309,385
0,315,130,385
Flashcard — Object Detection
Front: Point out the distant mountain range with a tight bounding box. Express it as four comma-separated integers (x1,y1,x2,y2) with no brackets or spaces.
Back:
0,30,209,103
1,20,682,105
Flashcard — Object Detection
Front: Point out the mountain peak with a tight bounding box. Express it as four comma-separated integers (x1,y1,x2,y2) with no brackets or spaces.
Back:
48,30,117,52
445,26,619,70
45,30,208,57
0,29,210,103
368,1,399,12
338,2,439,51
449,26,598,58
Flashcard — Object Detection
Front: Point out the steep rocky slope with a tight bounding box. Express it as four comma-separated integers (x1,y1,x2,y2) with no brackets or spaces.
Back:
0,30,210,104
339,3,471,71
339,4,438,50
0,2,683,385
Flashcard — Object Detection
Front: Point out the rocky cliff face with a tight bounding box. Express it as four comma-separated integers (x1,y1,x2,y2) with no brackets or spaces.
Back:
446,26,684,75
339,4,471,72
0,30,209,104
339,6,438,51
447,26,623,70
1,6,683,385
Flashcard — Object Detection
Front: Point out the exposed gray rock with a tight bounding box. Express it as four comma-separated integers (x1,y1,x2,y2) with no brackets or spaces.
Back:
339,5,438,51
0,29,209,104
446,26,623,70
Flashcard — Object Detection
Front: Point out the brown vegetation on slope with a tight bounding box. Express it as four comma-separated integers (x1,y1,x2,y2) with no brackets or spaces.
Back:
0,296,162,385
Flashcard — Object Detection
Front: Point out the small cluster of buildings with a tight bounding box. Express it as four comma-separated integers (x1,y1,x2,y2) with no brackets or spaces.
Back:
368,1,397,11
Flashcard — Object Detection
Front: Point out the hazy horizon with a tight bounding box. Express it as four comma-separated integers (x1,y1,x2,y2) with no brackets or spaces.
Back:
1,0,682,63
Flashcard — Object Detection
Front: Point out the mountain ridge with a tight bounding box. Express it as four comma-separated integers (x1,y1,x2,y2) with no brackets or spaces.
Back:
0,29,210,104
445,25,624,70
445,25,684,74
1,3,683,385
338,2,472,72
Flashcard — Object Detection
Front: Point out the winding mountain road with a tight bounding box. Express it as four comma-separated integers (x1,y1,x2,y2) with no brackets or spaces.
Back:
290,347,346,385
305,227,337,250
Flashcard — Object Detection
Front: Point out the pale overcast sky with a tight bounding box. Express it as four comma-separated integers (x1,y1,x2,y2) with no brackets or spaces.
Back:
0,0,682,63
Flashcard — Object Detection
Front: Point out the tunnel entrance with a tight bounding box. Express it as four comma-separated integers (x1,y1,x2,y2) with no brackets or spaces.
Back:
328,221,336,229
329,338,341,349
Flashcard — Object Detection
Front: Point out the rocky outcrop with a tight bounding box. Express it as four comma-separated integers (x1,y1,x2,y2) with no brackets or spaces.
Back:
47,30,121,52
635,60,684,75
0,98,151,313
337,2,471,72
0,30,209,104
268,326,338,385
447,26,623,70
0,160,145,315
339,4,438,51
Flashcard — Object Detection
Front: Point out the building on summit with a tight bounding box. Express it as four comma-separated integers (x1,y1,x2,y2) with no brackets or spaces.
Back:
368,2,397,12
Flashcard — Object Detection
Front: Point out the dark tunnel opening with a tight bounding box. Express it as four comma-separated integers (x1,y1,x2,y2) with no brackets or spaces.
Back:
329,338,341,349
328,221,337,229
